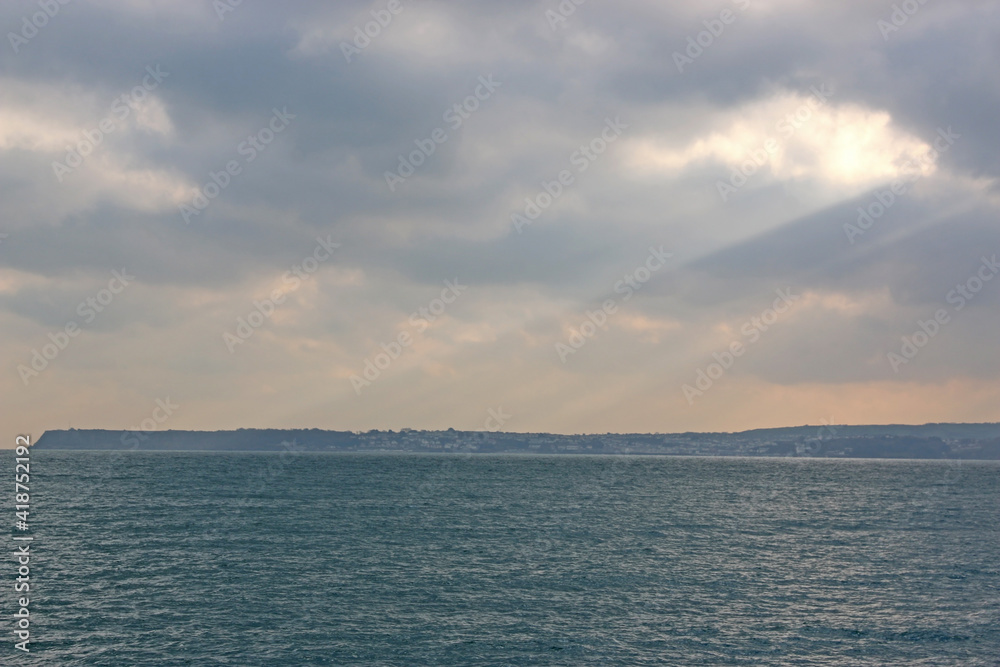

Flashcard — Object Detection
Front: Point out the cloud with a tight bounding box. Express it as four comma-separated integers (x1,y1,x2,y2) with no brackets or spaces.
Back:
627,89,938,193
2,0,1000,436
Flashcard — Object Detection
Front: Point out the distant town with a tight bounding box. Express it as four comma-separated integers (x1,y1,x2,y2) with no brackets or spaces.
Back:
33,423,1000,459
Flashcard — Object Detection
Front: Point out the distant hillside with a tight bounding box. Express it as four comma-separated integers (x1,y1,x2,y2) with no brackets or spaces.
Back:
31,424,1000,459
740,423,1000,440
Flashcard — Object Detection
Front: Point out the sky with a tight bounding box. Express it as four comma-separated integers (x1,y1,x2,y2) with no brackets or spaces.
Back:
3,0,1000,440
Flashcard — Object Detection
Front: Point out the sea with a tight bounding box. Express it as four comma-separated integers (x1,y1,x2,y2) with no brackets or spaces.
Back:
7,451,1000,665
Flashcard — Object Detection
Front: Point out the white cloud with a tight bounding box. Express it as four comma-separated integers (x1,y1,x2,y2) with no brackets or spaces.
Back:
626,91,936,192
0,78,189,216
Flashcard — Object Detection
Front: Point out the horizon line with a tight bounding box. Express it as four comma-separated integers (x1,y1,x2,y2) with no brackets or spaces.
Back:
33,420,1000,438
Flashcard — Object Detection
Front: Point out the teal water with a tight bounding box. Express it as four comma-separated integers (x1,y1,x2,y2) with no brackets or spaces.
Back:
8,451,1000,665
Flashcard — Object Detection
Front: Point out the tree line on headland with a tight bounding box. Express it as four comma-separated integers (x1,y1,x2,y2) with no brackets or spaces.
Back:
32,423,1000,459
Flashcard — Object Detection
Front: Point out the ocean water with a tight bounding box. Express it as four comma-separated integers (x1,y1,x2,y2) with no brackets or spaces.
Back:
8,451,1000,665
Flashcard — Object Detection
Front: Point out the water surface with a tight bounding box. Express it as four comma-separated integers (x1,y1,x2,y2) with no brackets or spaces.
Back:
10,451,1000,665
